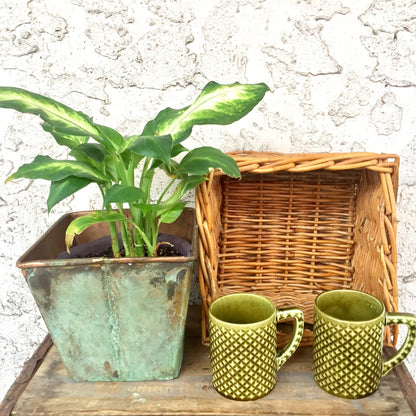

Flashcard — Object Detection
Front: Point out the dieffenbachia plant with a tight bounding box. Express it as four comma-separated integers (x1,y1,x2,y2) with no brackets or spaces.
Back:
1,81,269,257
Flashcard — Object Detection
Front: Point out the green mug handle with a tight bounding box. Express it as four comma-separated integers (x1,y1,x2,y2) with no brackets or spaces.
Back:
275,307,304,370
382,312,416,377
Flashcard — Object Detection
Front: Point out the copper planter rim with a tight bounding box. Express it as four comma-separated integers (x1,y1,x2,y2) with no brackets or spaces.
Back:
17,208,198,270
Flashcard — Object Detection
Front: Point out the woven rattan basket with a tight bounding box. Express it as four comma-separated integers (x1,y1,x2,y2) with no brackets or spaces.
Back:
196,152,400,347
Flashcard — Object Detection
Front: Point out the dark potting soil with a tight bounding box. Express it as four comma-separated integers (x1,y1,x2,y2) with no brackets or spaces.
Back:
57,233,191,260
103,242,183,258
69,244,181,258
153,242,183,257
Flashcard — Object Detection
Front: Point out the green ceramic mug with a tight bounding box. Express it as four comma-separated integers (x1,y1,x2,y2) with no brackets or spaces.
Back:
313,289,416,399
209,293,304,400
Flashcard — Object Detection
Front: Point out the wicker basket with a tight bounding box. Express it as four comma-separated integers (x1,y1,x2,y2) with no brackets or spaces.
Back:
196,152,400,347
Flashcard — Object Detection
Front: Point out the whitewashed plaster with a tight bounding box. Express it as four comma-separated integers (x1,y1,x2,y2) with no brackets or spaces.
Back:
1,0,416,401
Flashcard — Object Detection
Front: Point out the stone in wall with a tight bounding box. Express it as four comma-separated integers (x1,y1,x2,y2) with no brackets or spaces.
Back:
397,183,416,312
351,141,366,152
300,0,350,21
200,0,254,81
291,124,334,152
28,0,68,41
86,14,133,60
74,0,198,89
360,0,416,34
361,31,416,87
0,2,42,62
265,59,312,101
0,0,67,60
132,25,197,88
262,19,342,106
328,72,371,126
266,112,294,144
399,136,416,186
90,26,197,90
370,92,403,136
198,0,344,83
71,0,130,17
264,21,342,78
144,0,195,24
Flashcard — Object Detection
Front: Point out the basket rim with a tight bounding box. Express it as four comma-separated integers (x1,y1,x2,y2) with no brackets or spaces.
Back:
227,150,399,161
217,151,399,175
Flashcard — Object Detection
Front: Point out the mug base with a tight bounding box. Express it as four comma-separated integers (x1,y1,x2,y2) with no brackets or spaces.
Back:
214,385,275,401
314,380,378,400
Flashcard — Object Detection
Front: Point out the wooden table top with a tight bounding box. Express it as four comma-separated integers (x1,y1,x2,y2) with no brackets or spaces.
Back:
2,332,415,416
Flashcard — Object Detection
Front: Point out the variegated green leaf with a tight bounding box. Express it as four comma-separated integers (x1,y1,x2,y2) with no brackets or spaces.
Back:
174,175,207,198
158,202,186,224
172,143,188,157
0,86,100,137
103,184,144,206
6,155,108,183
126,134,173,168
47,176,92,213
151,159,184,178
164,175,207,205
177,147,240,178
96,124,124,151
142,81,269,142
42,123,89,149
70,143,107,164
65,211,126,250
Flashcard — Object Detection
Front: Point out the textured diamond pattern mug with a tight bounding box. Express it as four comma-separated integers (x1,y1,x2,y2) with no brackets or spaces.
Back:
313,289,416,399
209,293,304,401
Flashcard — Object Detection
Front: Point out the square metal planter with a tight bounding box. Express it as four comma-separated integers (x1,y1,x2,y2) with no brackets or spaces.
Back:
17,208,198,381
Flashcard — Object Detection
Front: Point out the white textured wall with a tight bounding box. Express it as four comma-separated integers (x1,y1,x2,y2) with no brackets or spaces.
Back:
1,0,416,401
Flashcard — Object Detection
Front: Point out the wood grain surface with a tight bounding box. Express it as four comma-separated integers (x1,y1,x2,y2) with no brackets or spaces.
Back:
10,338,414,416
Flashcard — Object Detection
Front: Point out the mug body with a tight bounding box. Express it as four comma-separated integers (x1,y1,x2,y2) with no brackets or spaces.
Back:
312,289,386,399
209,293,277,400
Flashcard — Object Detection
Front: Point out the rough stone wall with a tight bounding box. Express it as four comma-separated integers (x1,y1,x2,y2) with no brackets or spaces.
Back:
1,0,416,400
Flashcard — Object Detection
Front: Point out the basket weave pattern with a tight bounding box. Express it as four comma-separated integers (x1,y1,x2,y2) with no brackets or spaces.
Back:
196,152,399,347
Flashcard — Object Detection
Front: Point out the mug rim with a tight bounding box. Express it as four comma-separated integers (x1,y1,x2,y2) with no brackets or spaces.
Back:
314,289,386,324
209,293,276,329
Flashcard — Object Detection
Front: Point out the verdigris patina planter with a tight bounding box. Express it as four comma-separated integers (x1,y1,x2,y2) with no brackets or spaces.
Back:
17,208,197,381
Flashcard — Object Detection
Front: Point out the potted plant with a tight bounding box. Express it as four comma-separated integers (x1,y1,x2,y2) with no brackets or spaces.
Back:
0,81,269,381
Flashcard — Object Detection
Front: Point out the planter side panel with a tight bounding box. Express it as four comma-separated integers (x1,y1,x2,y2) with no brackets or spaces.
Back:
25,260,193,381
18,208,197,381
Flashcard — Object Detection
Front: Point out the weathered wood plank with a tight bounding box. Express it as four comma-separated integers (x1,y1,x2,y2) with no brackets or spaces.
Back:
0,334,53,416
384,346,416,415
11,337,415,416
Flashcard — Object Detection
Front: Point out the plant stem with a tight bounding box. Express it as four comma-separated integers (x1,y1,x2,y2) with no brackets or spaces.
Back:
139,158,154,203
129,204,145,256
99,183,121,258
157,177,177,204
127,220,155,256
117,203,134,257
131,157,157,256
105,204,121,257
115,152,144,256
